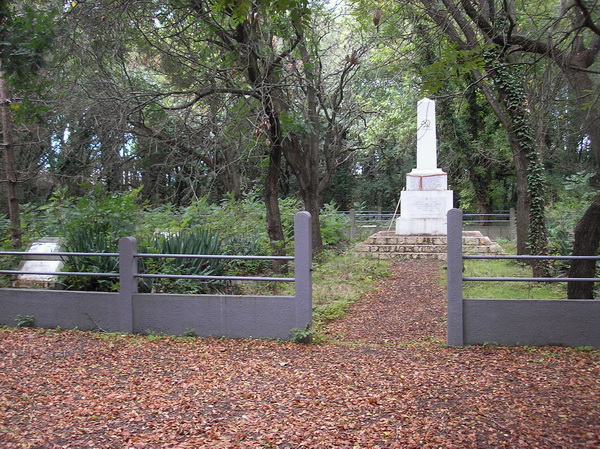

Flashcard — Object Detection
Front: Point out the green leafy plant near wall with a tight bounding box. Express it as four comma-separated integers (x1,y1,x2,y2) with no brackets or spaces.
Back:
142,230,226,294
60,227,120,292
15,314,35,328
22,188,348,292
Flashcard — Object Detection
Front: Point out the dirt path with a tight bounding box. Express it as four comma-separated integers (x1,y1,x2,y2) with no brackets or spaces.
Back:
325,259,447,345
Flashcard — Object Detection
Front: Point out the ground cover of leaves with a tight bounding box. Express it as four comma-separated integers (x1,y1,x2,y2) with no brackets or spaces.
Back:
1,259,599,448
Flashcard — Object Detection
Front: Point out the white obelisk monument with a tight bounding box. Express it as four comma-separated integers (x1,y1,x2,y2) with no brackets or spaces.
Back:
395,98,453,235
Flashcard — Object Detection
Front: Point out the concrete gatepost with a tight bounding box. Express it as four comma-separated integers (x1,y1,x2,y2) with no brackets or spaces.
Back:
294,212,313,336
446,208,464,346
118,237,137,334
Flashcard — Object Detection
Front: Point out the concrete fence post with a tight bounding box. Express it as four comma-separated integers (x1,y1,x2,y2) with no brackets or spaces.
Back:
294,212,313,334
509,207,516,241
349,209,356,239
118,237,137,334
447,209,464,346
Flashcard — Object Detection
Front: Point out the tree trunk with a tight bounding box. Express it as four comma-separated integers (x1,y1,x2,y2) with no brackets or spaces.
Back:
476,76,532,255
561,65,600,295
0,74,22,249
299,186,323,253
264,146,286,271
567,192,600,299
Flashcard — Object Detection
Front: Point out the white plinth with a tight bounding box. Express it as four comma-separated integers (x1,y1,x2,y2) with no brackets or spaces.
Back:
395,217,448,235
406,170,447,191
396,190,454,235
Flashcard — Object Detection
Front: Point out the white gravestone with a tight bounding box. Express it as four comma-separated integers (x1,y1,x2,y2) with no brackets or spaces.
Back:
396,98,453,235
13,237,64,289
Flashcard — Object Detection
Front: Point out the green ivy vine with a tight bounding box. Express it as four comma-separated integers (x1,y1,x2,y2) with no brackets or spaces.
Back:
484,47,548,270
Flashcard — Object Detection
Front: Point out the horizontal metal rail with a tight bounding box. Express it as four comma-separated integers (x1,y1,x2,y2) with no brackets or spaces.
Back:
464,277,600,282
136,253,293,260
465,255,600,260
0,251,118,257
464,253,599,283
0,251,294,260
0,270,116,277
137,273,294,282
464,213,510,217
463,220,510,224
0,251,295,282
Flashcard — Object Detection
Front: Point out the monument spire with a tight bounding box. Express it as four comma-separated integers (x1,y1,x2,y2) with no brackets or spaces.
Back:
395,97,454,235
416,98,437,172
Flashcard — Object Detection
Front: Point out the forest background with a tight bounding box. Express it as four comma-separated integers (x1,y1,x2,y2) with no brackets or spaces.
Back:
0,0,598,298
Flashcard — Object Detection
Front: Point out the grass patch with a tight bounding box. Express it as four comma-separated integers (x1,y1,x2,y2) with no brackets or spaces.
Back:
463,239,567,299
212,249,392,342
311,251,391,332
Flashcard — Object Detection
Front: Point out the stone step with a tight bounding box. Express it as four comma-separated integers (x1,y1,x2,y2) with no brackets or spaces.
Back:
363,252,448,261
354,230,505,260
464,245,504,254
358,244,447,253
364,235,499,246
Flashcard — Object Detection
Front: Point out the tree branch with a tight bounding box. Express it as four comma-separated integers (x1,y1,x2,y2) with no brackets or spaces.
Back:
574,0,600,38
159,88,259,110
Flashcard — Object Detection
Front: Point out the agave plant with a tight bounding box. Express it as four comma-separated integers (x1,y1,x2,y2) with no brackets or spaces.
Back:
60,226,120,292
144,230,226,294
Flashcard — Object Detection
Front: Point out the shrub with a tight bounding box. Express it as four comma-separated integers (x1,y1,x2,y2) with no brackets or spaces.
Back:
60,226,119,292
319,202,349,248
15,314,35,328
142,230,225,294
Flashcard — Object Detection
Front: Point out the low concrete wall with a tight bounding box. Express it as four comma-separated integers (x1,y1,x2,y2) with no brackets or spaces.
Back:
447,208,600,348
133,294,297,339
0,289,120,331
464,298,600,347
0,212,313,340
0,290,301,340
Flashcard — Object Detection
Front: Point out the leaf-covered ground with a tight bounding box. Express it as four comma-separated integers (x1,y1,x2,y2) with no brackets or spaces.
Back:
1,259,599,448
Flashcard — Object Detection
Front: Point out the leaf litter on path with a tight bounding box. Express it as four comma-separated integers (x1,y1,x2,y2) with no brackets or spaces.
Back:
0,259,598,448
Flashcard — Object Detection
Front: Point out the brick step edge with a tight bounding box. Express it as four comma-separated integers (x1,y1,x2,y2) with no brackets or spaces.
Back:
360,252,448,260
364,237,497,245
356,244,504,253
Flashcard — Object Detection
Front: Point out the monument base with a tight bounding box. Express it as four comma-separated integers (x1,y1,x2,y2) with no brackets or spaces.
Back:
395,189,453,235
395,217,447,235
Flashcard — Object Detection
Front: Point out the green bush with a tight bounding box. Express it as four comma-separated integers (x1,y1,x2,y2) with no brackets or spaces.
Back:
319,203,349,248
19,188,352,291
60,226,120,292
59,189,142,291
15,314,35,328
142,230,225,294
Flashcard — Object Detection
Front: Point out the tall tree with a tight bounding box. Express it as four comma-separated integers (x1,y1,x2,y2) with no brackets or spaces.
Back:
0,0,56,248
410,0,600,288
59,0,365,253
0,73,20,248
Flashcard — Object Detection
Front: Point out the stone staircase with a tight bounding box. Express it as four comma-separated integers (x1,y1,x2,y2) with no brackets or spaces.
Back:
354,231,504,260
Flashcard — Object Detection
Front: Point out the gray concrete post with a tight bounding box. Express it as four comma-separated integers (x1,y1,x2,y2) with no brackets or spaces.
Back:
509,207,516,241
294,212,313,334
118,237,137,333
446,208,464,346
348,209,356,239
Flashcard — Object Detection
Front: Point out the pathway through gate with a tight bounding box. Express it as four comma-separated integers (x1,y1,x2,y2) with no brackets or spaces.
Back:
325,259,447,345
